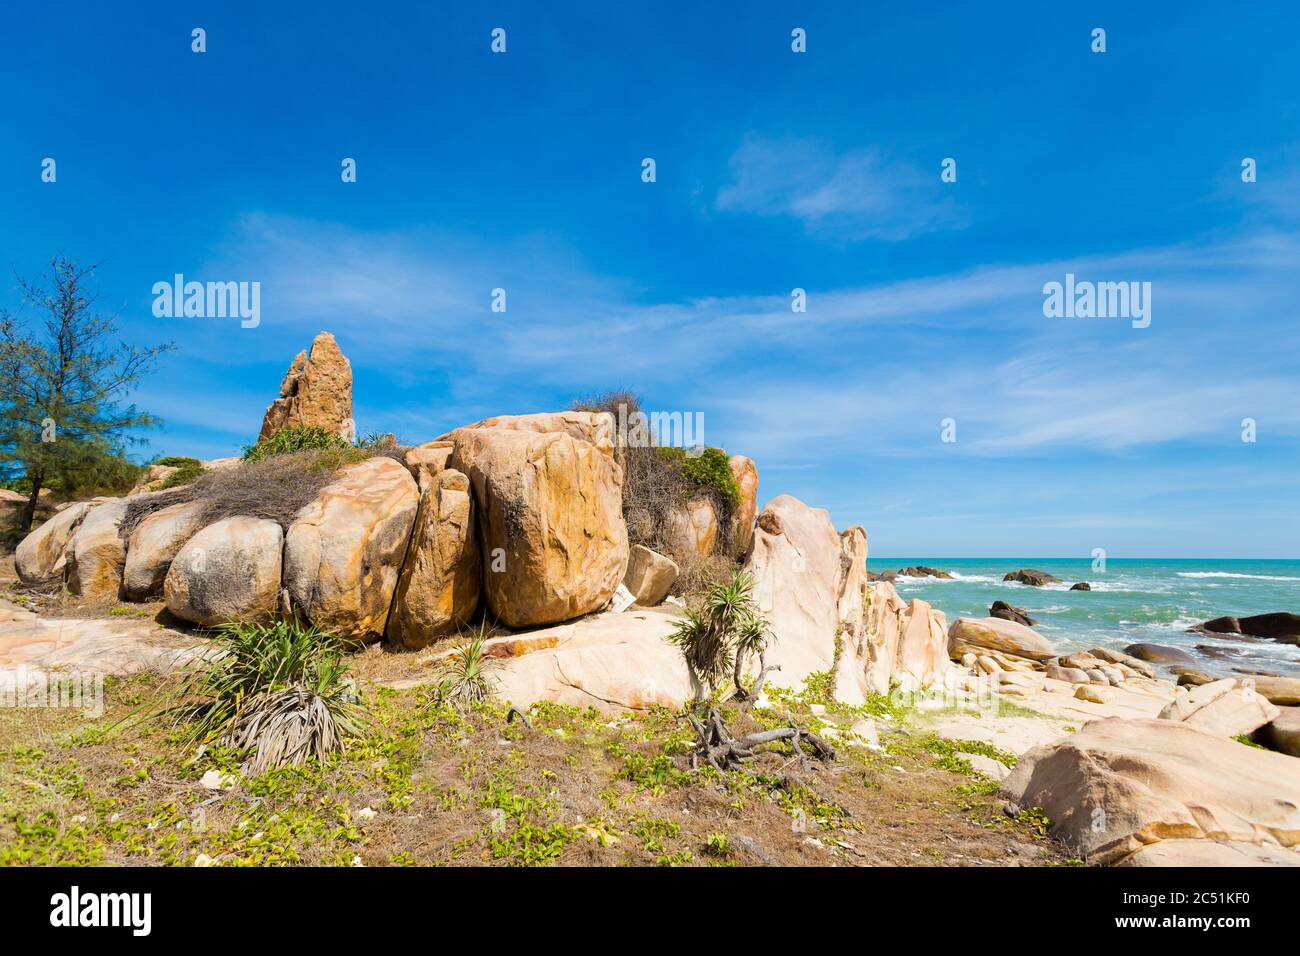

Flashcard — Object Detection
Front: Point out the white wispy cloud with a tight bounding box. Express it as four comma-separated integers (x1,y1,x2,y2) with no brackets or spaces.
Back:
714,134,967,240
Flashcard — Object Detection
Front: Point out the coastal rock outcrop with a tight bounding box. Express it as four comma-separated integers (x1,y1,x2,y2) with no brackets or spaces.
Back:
746,496,859,700
1003,569,1062,586
450,423,628,628
1257,707,1300,758
385,468,480,648
283,457,419,641
990,600,1035,627
1195,612,1300,645
1000,717,1300,865
948,617,1057,662
258,331,354,442
403,440,453,492
164,516,284,626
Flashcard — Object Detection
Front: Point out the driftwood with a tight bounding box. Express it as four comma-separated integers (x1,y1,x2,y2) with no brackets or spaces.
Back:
687,706,835,772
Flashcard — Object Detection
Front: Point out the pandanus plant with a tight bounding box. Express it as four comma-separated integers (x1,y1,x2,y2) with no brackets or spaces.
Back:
667,570,774,698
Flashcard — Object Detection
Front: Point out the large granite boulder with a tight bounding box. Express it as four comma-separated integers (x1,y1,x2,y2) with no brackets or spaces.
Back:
1001,717,1300,865
164,516,284,626
744,496,871,704
14,500,97,584
283,456,419,641
385,468,480,649
948,617,1057,662
443,411,614,455
122,500,208,600
65,499,129,599
258,331,353,442
450,424,628,628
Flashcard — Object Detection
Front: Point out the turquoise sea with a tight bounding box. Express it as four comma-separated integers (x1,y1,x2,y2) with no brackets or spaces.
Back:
880,559,1300,678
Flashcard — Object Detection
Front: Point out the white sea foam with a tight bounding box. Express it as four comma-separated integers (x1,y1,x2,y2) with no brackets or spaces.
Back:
1176,571,1300,582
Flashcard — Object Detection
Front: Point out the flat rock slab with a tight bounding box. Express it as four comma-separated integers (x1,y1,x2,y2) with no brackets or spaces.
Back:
0,615,202,685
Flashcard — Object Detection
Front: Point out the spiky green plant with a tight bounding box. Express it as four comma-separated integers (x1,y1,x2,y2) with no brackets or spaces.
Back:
667,570,773,696
429,625,499,711
172,620,364,773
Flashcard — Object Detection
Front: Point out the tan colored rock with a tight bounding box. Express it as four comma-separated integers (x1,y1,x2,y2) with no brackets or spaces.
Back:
444,411,614,457
1159,678,1280,737
15,500,96,584
948,617,1057,662
487,609,695,712
404,440,453,492
65,499,129,599
1258,707,1300,758
1075,684,1115,704
283,457,419,640
623,545,678,607
1000,717,1300,865
386,469,480,648
728,455,758,557
122,500,208,600
164,517,284,626
1117,840,1300,867
1046,665,1090,684
745,495,866,703
258,331,354,442
1060,652,1105,671
450,425,627,628
1244,674,1300,707
1089,647,1158,680
661,496,719,563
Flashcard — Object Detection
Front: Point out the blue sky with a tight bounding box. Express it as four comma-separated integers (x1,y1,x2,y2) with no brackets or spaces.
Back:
3,2,1299,557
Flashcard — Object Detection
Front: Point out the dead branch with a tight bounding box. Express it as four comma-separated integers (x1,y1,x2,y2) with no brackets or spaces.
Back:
688,707,835,771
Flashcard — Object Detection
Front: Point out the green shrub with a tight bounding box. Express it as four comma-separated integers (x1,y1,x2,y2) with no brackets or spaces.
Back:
242,426,353,462
154,455,200,468
660,446,742,505
157,457,204,489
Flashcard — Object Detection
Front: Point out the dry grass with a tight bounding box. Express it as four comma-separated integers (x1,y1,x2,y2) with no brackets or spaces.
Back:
572,392,736,557
119,448,368,539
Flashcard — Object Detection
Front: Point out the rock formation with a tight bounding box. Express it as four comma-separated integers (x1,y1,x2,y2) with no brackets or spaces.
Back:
450,418,628,628
283,457,419,641
386,468,480,648
258,331,354,442
1001,717,1300,865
